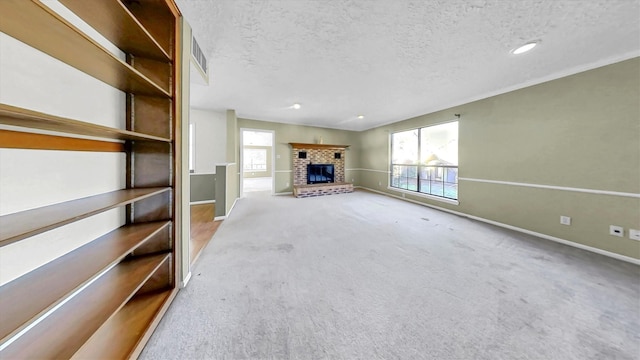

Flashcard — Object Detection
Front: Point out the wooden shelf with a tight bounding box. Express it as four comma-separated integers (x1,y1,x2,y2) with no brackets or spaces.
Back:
0,253,170,359
0,221,170,345
0,129,125,152
0,0,170,97
59,0,171,61
0,103,171,142
289,142,350,150
71,289,176,359
122,0,177,58
0,187,170,247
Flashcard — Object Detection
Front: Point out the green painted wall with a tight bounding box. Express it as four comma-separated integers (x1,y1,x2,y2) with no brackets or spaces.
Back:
190,173,215,202
225,163,238,215
226,110,238,164
358,57,640,259
214,165,227,217
225,110,239,209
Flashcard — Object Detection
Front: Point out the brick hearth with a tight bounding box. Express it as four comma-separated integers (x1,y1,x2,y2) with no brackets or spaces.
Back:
293,182,354,198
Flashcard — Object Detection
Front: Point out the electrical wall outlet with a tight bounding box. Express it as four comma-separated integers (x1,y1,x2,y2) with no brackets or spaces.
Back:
629,229,640,241
378,181,382,186
609,225,624,237
560,216,571,225
286,182,289,187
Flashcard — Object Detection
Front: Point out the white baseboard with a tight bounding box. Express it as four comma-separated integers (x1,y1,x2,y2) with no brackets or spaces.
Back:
190,200,215,205
214,197,240,221
274,192,293,196
228,197,239,215
356,186,640,265
181,271,192,288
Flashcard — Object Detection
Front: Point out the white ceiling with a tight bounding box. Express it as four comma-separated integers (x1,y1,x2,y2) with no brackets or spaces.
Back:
177,0,640,131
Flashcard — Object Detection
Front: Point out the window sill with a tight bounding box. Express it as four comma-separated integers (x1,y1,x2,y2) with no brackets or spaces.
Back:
387,186,459,205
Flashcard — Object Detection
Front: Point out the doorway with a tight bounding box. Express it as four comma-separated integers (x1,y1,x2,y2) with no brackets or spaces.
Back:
240,129,275,197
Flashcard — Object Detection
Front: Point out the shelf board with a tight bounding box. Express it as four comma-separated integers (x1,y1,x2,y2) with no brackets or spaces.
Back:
0,103,170,142
123,0,177,58
0,0,170,97
0,253,170,359
59,0,171,62
0,129,125,152
0,187,170,247
0,221,170,345
289,142,350,150
71,289,176,359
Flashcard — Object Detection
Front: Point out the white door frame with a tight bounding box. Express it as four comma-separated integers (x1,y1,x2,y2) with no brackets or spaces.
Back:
239,128,275,197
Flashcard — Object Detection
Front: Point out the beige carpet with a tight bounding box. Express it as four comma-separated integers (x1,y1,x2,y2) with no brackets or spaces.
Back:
141,190,639,359
243,177,273,194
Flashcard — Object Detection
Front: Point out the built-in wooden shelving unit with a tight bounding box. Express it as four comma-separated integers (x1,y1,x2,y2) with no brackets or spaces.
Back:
0,129,126,152
0,221,170,343
0,0,171,97
72,290,174,359
0,0,182,357
58,0,171,61
0,253,170,359
0,103,170,142
0,187,170,247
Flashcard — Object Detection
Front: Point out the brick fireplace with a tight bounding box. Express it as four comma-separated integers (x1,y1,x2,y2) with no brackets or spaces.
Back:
289,143,354,198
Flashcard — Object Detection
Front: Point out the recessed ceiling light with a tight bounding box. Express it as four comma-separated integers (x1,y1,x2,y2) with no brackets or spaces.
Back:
292,103,301,109
357,115,364,119
511,41,539,55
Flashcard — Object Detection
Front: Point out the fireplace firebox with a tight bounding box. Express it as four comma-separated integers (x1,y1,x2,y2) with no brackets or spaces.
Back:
307,164,334,184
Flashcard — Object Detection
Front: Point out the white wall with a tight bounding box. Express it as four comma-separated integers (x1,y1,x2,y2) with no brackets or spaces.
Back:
190,108,227,173
0,11,125,285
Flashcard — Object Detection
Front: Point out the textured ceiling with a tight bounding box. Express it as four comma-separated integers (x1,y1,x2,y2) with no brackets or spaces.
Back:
176,0,640,131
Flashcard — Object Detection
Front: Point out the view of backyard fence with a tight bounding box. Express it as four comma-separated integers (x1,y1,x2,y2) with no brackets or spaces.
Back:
391,165,458,199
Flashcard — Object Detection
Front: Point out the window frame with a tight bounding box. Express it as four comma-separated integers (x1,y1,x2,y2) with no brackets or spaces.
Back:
389,121,459,205
189,123,195,173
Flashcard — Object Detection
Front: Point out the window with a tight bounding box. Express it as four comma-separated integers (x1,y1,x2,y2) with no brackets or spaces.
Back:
243,148,267,171
390,121,458,200
243,130,273,147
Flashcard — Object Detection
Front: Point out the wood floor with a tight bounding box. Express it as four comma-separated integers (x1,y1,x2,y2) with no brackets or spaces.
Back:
190,203,222,264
